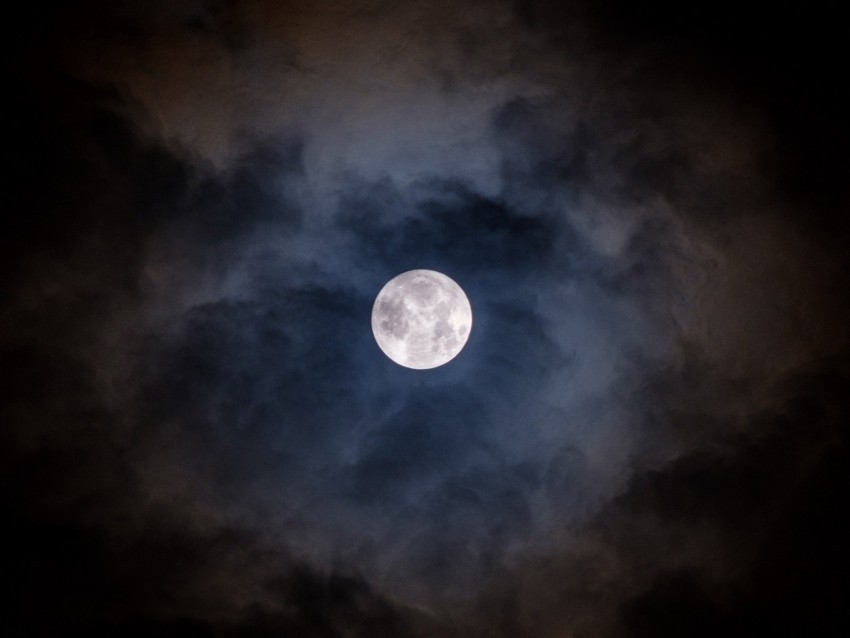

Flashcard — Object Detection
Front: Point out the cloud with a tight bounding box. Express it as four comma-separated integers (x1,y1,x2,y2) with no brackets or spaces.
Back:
5,0,849,635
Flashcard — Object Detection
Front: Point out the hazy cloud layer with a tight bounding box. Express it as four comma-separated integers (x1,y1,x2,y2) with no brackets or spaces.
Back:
5,0,848,636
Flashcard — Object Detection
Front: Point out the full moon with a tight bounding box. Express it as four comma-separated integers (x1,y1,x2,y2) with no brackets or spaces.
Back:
371,269,473,369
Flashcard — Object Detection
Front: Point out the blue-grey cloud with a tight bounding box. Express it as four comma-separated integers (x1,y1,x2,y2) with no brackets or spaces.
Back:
4,1,848,636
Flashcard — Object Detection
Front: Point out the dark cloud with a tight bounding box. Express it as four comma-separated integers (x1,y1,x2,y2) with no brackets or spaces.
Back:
612,356,850,637
4,1,848,636
339,179,558,277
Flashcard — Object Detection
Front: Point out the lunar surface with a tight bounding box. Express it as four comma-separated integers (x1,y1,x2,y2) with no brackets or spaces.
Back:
371,270,472,369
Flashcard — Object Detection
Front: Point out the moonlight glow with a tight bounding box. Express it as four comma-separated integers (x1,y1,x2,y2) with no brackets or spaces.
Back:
371,270,472,369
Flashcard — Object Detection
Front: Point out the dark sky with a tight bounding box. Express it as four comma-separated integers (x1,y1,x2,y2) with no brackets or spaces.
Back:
4,1,849,636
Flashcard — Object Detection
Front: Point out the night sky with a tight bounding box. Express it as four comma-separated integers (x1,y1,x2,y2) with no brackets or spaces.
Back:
4,1,849,636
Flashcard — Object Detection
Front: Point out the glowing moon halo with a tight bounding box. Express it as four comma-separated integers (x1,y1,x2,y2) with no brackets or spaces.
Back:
371,270,472,369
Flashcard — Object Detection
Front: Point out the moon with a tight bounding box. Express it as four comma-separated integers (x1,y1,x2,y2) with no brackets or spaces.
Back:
371,269,473,369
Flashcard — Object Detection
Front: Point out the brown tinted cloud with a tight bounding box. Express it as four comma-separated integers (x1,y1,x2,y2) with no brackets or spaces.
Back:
4,1,848,636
